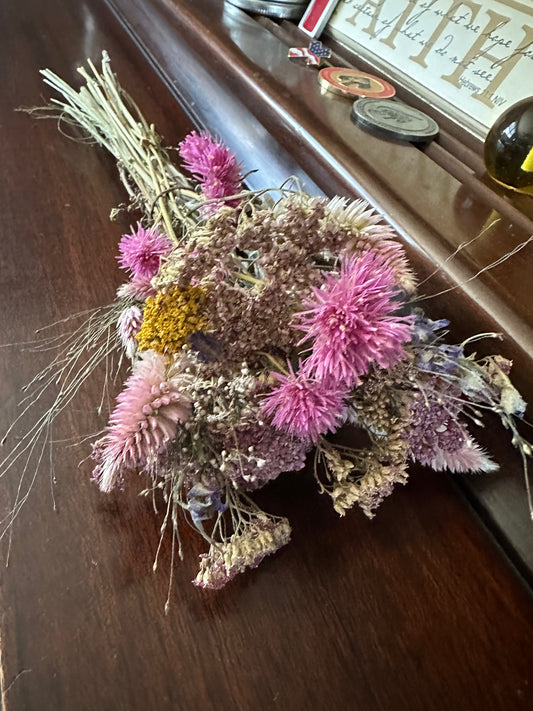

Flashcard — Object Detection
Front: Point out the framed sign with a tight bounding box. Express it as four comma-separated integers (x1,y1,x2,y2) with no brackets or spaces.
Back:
321,0,533,138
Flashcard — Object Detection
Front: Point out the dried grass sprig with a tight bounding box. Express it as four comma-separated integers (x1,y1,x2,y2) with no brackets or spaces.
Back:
31,52,195,242
0,302,125,546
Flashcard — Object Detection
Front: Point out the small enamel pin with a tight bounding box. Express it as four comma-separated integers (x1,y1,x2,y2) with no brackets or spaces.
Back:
288,40,332,66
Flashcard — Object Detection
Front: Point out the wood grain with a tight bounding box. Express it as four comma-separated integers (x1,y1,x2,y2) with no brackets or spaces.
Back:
1,1,533,710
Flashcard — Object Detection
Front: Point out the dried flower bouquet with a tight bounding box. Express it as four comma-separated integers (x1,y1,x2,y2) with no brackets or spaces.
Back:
2,53,531,593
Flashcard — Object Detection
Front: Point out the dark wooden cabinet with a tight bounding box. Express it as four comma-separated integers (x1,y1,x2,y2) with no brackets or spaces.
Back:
1,1,532,709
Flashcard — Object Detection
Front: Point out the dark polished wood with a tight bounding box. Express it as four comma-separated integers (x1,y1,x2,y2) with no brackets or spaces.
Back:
1,1,533,710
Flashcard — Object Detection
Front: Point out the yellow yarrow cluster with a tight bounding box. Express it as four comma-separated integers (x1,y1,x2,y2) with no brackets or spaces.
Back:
136,285,208,354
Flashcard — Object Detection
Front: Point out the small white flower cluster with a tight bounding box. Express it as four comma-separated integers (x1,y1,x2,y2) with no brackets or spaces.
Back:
321,448,364,517
319,444,409,519
333,464,409,519
184,361,257,429
193,515,291,589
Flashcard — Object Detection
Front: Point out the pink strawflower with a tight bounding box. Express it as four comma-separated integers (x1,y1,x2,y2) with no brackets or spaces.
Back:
295,252,413,387
179,131,242,210
91,351,191,492
118,222,173,279
261,362,348,442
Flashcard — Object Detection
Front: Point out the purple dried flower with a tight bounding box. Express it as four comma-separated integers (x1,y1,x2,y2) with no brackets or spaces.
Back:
295,252,414,387
188,331,225,363
186,483,227,527
91,351,192,492
216,421,310,490
427,438,498,473
261,362,347,442
418,343,464,375
118,223,173,280
406,380,497,473
179,131,242,211
411,311,450,344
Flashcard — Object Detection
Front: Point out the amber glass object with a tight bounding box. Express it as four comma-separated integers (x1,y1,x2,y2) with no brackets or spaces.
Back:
484,99,533,195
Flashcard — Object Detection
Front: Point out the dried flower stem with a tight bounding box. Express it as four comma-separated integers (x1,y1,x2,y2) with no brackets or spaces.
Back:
36,52,195,241
0,303,124,542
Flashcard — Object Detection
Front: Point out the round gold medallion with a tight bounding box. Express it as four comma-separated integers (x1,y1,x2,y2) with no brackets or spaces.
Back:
318,67,396,99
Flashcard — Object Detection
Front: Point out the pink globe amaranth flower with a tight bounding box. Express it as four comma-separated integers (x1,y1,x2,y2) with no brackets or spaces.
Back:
91,351,191,492
261,362,348,443
179,130,242,210
295,251,414,388
118,223,173,280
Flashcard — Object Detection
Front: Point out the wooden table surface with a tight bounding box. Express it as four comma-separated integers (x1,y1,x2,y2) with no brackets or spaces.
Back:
1,1,533,710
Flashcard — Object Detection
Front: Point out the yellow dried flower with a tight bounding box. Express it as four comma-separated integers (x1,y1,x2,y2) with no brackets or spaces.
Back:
136,285,208,354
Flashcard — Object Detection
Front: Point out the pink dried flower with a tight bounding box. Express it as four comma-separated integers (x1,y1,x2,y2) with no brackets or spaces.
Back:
117,274,157,301
118,223,173,280
427,438,498,473
91,351,191,492
295,252,413,387
179,131,242,210
406,380,498,474
261,362,348,442
117,305,143,358
325,196,417,293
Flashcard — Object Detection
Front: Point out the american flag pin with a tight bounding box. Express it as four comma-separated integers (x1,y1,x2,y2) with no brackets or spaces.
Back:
309,41,331,60
288,40,331,67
